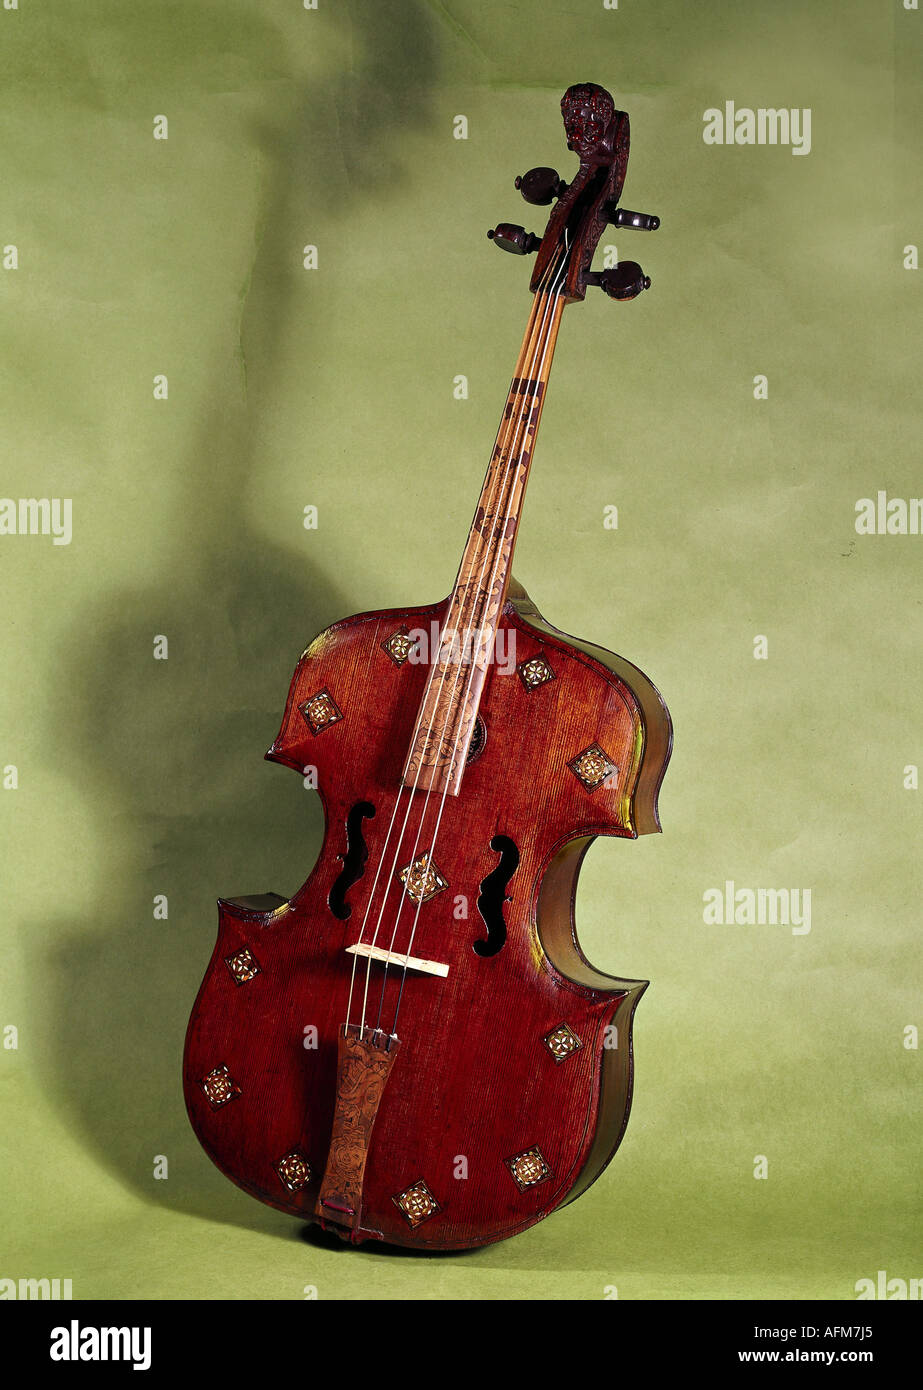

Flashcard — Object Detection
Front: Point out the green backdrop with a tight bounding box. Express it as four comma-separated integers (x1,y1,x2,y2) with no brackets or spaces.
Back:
1,0,919,1301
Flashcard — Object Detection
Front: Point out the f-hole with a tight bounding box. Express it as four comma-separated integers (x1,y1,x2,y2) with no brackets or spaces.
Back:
328,801,375,920
474,834,519,958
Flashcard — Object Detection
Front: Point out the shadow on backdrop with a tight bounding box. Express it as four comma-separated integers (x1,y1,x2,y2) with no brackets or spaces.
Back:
29,0,441,1238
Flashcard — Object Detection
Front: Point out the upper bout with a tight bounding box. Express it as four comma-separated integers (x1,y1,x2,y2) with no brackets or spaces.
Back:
504,578,672,837
264,598,444,781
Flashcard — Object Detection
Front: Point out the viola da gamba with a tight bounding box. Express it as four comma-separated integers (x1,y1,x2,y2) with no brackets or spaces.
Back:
184,82,671,1249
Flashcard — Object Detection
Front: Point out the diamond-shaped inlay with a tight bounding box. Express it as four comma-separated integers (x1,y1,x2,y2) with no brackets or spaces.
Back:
517,655,555,690
399,853,449,905
225,947,260,985
382,629,417,666
567,743,618,792
275,1151,312,1191
298,687,343,734
200,1064,240,1109
393,1179,440,1227
506,1146,552,1192
543,1022,583,1062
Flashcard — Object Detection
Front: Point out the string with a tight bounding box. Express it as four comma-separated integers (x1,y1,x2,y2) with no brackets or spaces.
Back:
383,240,570,1034
344,234,569,1037
348,244,566,1033
366,246,569,1029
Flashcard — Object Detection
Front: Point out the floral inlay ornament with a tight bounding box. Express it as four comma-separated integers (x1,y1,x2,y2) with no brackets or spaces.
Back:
393,1179,440,1227
543,1022,583,1062
399,853,448,905
275,1151,312,1192
200,1064,241,1109
224,947,260,985
506,1146,552,1192
567,743,617,792
382,630,417,666
298,688,343,735
517,655,555,690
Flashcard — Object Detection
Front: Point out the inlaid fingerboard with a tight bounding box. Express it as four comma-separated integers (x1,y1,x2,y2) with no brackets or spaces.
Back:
402,288,565,797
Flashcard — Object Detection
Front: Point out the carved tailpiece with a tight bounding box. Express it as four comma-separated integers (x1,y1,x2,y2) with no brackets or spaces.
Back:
315,1023,400,1234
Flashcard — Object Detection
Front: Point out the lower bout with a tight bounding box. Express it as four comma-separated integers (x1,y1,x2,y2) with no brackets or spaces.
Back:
183,935,642,1251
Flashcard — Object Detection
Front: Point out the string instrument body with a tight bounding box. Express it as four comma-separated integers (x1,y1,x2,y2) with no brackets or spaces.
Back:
184,83,672,1250
184,584,670,1248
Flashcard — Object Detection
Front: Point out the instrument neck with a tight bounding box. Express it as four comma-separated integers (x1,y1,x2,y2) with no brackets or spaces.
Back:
401,287,565,797
455,287,565,634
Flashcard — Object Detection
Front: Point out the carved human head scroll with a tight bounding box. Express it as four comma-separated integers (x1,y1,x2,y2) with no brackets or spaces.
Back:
561,83,617,159
521,82,640,302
